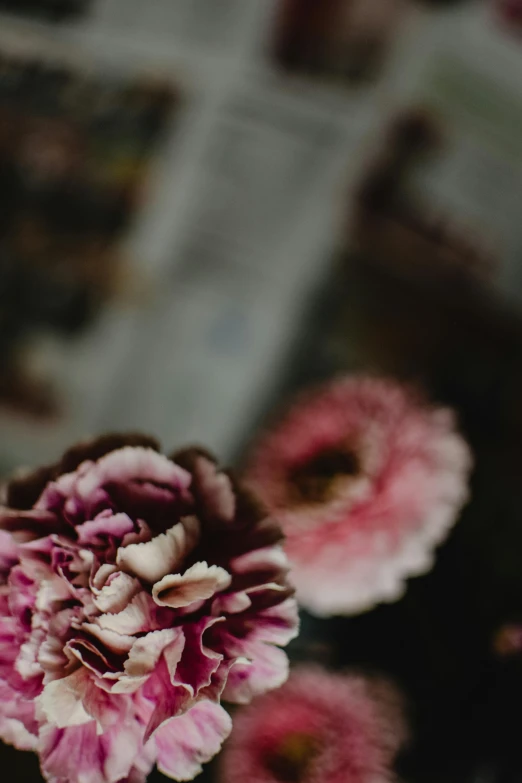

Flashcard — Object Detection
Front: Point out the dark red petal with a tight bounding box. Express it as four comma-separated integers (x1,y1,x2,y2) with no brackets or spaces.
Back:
0,508,67,539
5,467,56,511
168,446,218,473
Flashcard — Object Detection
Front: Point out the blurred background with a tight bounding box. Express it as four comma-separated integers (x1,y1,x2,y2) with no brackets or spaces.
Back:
2,1,522,782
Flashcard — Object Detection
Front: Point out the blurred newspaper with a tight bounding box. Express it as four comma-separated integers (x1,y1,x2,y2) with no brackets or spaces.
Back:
0,0,521,472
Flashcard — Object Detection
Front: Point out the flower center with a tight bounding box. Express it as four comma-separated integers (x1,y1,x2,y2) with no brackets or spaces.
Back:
289,447,360,505
265,732,318,783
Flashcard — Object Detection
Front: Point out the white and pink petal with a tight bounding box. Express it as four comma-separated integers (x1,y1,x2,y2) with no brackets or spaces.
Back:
152,562,231,609
153,701,232,781
116,518,199,584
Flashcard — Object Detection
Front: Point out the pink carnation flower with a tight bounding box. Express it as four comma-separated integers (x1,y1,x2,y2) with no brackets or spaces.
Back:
0,434,298,783
220,666,407,783
246,376,471,616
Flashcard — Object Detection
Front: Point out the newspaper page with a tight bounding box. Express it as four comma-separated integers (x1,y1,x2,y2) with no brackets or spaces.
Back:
353,8,522,310
96,79,374,459
0,0,510,472
0,30,185,471
86,0,258,51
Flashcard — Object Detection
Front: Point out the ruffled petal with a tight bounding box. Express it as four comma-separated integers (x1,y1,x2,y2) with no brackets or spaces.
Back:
117,518,199,584
154,701,232,781
222,640,290,705
174,617,223,697
0,679,38,749
38,669,93,729
77,448,191,501
40,719,143,783
93,572,141,614
152,562,231,609
241,597,300,646
110,629,184,695
192,455,236,524
95,591,166,636
142,657,193,741
77,513,135,549
0,530,18,581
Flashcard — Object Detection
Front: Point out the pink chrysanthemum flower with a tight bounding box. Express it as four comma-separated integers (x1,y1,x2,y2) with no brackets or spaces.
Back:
220,666,407,783
0,434,298,783
246,376,471,616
